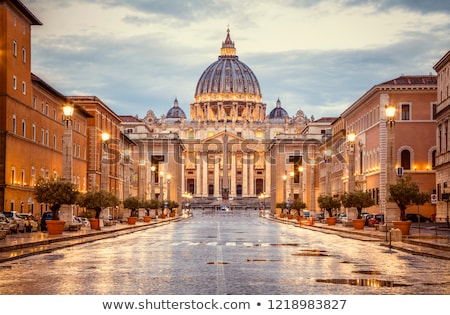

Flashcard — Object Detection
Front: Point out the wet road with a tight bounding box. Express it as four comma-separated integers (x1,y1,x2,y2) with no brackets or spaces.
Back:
0,210,449,295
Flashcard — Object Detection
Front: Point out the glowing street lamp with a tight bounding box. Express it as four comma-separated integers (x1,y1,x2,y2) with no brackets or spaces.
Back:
101,132,110,191
347,131,356,192
62,103,74,182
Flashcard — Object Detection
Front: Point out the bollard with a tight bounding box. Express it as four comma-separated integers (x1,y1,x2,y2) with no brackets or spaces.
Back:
389,228,402,242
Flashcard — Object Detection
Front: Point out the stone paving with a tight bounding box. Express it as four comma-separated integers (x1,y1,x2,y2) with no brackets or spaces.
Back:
0,212,449,263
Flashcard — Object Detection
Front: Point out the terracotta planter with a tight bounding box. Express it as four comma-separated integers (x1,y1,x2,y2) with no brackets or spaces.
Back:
170,212,175,217
287,214,293,219
352,219,365,230
46,220,65,235
127,217,137,225
297,215,303,222
326,217,337,226
160,214,166,219
89,218,101,230
279,213,285,218
393,221,412,235
143,216,151,222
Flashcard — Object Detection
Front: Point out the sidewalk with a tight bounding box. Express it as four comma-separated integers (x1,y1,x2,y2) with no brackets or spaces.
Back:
268,216,450,260
0,216,188,263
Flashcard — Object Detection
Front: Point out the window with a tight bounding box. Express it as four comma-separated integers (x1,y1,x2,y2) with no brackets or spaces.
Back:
33,96,37,109
21,119,26,137
13,76,17,90
401,150,411,170
53,134,57,149
22,81,26,95
11,167,16,185
401,104,410,120
12,115,16,133
31,166,36,186
22,47,26,63
32,124,36,141
13,40,17,56
41,128,45,144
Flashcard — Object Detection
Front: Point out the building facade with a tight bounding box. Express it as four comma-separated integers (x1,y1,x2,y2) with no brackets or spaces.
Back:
433,50,450,222
337,76,437,220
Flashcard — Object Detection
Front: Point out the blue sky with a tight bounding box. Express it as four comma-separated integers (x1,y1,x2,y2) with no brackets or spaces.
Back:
24,0,450,120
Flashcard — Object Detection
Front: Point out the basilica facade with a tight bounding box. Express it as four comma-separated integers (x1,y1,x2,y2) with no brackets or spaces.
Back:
120,29,319,212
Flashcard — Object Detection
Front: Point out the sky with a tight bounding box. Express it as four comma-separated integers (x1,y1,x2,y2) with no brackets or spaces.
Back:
23,0,450,120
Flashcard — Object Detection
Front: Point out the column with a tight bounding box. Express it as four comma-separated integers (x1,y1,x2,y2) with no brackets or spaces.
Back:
214,154,220,197
248,153,254,196
231,153,236,198
242,153,248,196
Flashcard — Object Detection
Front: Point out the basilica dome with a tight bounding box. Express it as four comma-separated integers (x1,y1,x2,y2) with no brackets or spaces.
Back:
269,98,289,120
166,98,186,119
194,29,262,104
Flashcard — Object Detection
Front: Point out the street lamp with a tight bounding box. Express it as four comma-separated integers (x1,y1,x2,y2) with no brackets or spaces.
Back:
298,166,303,202
289,171,294,202
62,103,74,182
258,192,268,215
150,165,156,199
384,104,397,230
347,132,356,192
159,171,164,211
282,173,287,213
167,174,171,201
101,132,110,191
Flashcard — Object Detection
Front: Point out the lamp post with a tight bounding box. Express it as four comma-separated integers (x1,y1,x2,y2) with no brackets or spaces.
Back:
384,104,397,230
298,166,303,202
167,174,171,201
258,192,268,216
101,132,110,192
289,171,294,203
159,171,164,204
347,132,356,192
62,103,74,182
150,165,156,199
282,173,287,214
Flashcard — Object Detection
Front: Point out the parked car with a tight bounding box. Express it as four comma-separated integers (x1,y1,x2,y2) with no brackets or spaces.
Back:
3,211,25,233
77,217,91,228
18,214,38,232
406,214,430,222
40,211,54,231
0,213,11,232
367,214,384,227
315,212,325,220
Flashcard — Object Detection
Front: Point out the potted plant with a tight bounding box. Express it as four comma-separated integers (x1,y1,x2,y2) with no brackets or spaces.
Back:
290,199,306,221
388,175,430,235
276,202,286,218
318,195,341,225
77,190,119,230
34,178,79,235
340,191,374,230
167,200,179,217
140,200,151,222
123,196,141,224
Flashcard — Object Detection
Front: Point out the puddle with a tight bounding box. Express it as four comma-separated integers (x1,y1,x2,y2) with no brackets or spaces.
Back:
353,270,382,275
316,278,410,287
207,261,229,265
246,259,280,262
270,243,300,247
292,249,330,256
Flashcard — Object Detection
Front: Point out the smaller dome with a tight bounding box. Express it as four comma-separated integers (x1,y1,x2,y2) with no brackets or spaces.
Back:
269,98,288,119
166,98,186,119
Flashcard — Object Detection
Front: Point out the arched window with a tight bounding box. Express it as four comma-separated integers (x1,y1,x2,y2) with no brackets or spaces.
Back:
401,150,411,170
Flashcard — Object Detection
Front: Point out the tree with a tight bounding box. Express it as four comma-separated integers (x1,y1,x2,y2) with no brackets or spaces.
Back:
340,191,374,219
317,195,341,217
388,175,429,221
34,178,79,220
123,196,141,217
290,198,307,216
77,190,119,219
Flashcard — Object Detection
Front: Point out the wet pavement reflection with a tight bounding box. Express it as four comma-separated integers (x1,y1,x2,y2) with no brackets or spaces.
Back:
0,210,449,295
